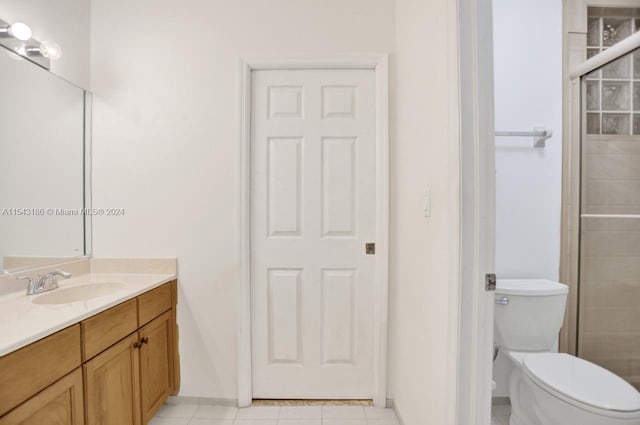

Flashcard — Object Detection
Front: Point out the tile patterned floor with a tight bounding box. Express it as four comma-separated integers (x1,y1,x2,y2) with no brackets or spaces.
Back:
253,400,373,406
151,403,400,425
491,404,510,425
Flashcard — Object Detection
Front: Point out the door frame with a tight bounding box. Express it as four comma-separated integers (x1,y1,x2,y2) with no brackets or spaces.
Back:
455,0,496,422
236,55,390,408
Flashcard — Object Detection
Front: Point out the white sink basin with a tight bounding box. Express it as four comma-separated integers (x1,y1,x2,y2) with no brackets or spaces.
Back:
32,282,125,305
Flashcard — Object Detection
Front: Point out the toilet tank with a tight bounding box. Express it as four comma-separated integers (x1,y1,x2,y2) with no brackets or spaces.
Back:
494,279,569,351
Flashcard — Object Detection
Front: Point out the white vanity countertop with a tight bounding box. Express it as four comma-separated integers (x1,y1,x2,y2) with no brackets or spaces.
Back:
0,272,176,357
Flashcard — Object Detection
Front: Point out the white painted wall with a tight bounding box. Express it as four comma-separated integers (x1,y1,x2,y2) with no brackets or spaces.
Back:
387,0,459,423
90,0,396,401
91,1,461,420
0,0,90,88
493,0,563,281
492,0,563,397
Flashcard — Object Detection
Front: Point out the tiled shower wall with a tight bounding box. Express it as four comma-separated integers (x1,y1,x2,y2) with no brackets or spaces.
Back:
583,136,640,214
580,135,640,390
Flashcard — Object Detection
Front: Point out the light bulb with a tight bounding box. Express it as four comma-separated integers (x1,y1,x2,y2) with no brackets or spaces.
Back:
40,40,62,60
8,22,32,41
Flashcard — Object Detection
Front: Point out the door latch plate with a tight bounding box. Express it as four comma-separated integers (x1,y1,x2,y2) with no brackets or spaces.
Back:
366,243,375,255
485,273,496,291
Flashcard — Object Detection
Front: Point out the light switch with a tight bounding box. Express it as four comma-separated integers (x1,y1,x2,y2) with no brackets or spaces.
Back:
423,188,431,217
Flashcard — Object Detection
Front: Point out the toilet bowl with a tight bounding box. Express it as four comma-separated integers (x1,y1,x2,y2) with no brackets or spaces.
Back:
495,279,640,425
503,350,640,425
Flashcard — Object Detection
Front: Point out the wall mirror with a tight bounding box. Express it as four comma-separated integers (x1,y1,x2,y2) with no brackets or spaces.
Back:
0,44,91,273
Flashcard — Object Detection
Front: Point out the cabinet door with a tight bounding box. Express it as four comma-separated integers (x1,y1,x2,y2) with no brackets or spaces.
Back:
84,333,141,425
0,369,84,425
139,311,174,424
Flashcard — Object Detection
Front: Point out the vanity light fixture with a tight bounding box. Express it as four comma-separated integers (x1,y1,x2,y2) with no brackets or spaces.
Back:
0,21,32,41
25,40,62,60
0,17,56,69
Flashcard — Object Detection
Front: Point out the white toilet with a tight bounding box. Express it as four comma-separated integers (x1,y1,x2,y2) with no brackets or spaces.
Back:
495,279,640,425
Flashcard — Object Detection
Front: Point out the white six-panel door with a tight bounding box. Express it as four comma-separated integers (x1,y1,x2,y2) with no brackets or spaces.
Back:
250,69,377,399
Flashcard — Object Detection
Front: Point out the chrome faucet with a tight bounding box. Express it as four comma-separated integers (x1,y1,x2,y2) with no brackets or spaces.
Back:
18,269,72,296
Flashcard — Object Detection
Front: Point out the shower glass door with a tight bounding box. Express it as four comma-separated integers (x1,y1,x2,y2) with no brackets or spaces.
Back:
579,19,640,388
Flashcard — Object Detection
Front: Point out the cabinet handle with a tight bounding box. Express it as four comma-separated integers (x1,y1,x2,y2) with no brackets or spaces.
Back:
133,337,149,349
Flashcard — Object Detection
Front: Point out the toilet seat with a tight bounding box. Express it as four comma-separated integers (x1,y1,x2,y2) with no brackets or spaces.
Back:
523,353,640,419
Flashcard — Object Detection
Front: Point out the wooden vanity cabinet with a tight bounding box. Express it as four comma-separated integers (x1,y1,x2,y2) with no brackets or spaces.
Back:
84,333,141,425
0,369,84,425
0,325,81,417
83,314,175,425
81,299,138,361
83,280,178,425
0,280,179,425
139,311,174,423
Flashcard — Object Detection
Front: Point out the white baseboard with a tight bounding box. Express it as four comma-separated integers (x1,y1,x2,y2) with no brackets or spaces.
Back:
387,400,406,425
167,396,239,407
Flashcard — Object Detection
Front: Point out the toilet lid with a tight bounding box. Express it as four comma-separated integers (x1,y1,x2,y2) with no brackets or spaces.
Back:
523,353,640,412
496,279,568,296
